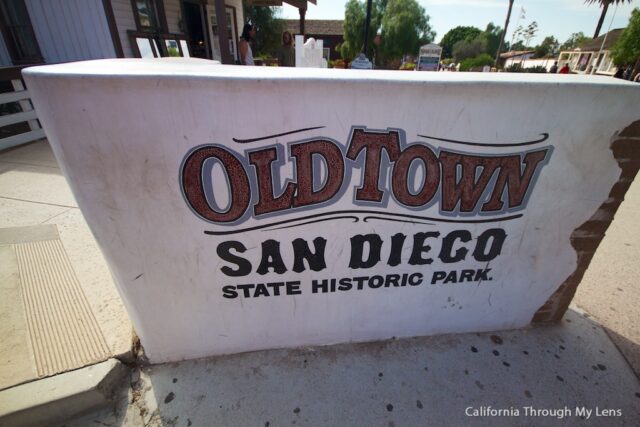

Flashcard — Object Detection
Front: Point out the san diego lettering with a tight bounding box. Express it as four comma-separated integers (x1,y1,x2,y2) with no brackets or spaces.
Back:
218,228,502,299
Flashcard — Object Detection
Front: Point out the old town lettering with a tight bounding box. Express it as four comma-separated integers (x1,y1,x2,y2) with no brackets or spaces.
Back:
180,127,552,225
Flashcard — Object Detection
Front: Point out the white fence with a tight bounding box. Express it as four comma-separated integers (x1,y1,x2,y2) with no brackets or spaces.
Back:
0,66,45,151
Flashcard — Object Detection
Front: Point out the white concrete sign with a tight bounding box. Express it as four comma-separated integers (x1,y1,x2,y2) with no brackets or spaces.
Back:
295,36,325,68
24,59,640,363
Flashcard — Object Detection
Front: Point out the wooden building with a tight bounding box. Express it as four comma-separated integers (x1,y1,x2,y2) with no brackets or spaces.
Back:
283,19,342,60
0,0,314,66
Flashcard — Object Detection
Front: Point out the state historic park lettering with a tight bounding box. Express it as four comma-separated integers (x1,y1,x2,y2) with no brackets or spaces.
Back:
179,126,552,300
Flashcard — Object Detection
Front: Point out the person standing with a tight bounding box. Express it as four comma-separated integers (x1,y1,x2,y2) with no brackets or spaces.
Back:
277,31,295,67
239,24,256,65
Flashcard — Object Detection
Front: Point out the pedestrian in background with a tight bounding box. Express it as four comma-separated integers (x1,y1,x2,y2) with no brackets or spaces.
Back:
559,63,570,74
550,61,558,74
277,31,295,67
239,24,256,66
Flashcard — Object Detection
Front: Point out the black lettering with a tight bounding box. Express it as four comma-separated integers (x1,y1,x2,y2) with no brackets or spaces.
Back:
349,234,383,269
408,232,440,265
353,276,368,289
387,233,406,266
266,282,285,296
439,230,471,263
254,283,269,297
385,274,400,287
312,279,328,293
257,239,287,275
292,237,327,272
217,241,252,277
408,273,423,286
222,285,238,299
431,271,446,284
474,268,492,281
338,277,352,291
460,269,475,282
369,275,384,288
444,271,457,284
473,229,507,262
286,281,302,295
236,284,254,298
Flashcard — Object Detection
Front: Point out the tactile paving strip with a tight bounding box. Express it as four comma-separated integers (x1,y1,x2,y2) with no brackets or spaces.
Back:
14,239,109,377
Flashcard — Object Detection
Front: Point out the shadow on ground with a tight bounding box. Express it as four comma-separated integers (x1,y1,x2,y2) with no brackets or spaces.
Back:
602,326,640,381
66,308,640,427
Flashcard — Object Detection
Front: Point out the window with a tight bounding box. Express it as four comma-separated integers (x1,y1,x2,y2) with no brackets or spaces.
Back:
128,31,190,58
0,0,42,64
131,0,167,33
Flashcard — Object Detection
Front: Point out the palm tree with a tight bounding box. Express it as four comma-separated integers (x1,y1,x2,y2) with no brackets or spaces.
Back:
494,0,514,66
587,0,632,38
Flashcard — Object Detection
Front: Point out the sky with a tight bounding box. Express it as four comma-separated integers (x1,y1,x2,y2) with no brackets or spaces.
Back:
279,0,638,46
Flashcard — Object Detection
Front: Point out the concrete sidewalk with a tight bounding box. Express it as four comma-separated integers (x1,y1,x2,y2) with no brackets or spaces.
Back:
0,141,134,421
67,307,640,427
1,140,639,426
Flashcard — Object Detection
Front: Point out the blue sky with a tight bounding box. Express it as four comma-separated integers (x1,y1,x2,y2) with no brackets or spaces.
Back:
280,0,638,46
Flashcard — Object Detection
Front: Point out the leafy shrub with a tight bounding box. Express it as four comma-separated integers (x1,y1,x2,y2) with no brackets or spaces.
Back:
505,63,547,73
399,62,416,70
505,63,523,72
459,53,494,71
526,65,548,73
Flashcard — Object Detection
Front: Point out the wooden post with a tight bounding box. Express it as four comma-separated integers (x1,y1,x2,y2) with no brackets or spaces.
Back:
214,0,233,64
299,7,306,36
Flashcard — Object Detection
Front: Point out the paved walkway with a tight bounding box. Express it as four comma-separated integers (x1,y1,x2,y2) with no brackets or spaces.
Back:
0,141,133,391
574,173,640,376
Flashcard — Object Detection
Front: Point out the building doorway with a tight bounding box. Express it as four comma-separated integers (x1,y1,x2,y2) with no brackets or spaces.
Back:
182,0,208,59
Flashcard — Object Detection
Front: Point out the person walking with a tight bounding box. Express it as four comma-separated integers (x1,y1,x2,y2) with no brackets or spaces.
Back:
277,31,295,67
239,24,256,66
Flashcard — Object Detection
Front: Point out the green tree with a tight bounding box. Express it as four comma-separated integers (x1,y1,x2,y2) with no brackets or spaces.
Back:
453,38,487,61
534,36,559,58
586,0,633,38
481,22,503,57
340,0,367,60
559,32,589,51
510,40,527,51
439,26,482,59
611,7,640,74
380,0,435,60
453,22,502,61
242,3,283,57
340,0,386,61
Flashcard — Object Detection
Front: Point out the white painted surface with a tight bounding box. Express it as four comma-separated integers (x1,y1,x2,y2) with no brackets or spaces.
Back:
296,37,324,67
164,0,182,35
504,57,557,72
24,59,640,363
111,0,136,58
226,0,244,50
25,0,116,63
